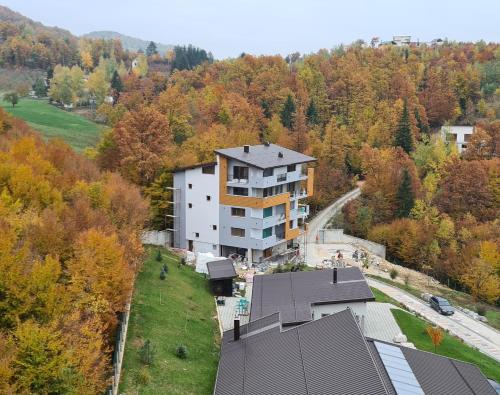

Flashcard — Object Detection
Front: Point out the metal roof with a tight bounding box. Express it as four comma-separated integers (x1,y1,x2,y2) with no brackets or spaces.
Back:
250,267,375,325
215,143,316,170
207,259,237,280
215,310,497,395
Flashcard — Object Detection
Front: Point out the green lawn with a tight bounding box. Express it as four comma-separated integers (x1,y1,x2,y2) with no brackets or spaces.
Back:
391,308,500,382
120,247,220,395
370,286,402,307
1,98,103,151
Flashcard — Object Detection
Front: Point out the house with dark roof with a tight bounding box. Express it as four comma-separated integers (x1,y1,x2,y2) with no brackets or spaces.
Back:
207,258,237,296
172,143,316,264
251,267,374,330
214,309,496,395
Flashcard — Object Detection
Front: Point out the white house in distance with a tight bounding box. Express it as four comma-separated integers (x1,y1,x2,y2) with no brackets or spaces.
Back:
440,125,475,153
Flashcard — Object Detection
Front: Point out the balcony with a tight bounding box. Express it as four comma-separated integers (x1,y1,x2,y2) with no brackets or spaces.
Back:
289,189,308,200
227,174,249,184
298,204,310,217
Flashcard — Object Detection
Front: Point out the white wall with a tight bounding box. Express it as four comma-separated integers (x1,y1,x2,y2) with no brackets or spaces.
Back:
312,302,367,332
183,165,220,252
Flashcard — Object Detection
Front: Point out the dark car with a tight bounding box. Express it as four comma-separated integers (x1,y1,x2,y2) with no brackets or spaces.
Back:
430,296,454,315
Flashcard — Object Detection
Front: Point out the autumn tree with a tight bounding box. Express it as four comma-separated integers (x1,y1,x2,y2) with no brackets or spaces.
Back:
113,106,172,185
426,325,444,353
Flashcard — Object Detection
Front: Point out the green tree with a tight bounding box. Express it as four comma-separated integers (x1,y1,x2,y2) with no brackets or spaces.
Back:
414,108,428,135
110,70,123,93
32,78,47,97
146,41,158,57
306,99,320,125
3,92,18,107
394,101,413,153
280,94,296,129
396,168,415,217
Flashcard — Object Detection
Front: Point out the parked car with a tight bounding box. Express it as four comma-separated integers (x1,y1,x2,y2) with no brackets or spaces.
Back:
430,296,454,315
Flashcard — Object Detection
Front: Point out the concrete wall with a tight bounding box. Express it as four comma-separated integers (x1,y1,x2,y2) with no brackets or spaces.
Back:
141,230,171,247
318,229,386,259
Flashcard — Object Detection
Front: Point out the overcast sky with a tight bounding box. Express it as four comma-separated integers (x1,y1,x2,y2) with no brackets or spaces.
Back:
4,0,500,58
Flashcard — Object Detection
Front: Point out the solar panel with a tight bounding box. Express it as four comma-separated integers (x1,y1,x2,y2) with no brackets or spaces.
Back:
374,341,424,395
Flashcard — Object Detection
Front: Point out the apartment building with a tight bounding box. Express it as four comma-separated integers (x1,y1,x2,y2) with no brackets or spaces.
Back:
172,143,315,263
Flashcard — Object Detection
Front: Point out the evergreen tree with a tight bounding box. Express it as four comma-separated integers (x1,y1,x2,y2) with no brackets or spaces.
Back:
306,99,319,125
260,99,272,119
280,94,296,129
32,78,47,97
414,108,429,136
110,70,123,93
394,100,413,153
146,41,158,57
396,168,414,217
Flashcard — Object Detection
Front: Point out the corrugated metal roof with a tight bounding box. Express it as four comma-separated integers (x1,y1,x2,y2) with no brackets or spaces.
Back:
207,259,237,280
215,143,316,169
250,267,375,325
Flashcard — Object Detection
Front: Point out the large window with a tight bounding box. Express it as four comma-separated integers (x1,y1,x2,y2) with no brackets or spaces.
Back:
262,227,272,238
233,166,249,180
231,207,245,217
263,207,273,218
232,187,248,196
231,227,245,237
202,165,215,174
263,187,273,197
263,168,274,177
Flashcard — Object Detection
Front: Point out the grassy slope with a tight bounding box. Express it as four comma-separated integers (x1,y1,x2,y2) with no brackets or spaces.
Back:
1,98,103,151
120,247,220,395
370,286,402,307
368,274,500,331
392,309,500,382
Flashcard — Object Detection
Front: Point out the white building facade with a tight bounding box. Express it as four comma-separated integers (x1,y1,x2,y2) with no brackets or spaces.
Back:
441,125,475,153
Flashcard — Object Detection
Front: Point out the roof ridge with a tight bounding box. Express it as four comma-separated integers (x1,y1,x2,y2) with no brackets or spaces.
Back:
295,323,310,395
449,359,477,395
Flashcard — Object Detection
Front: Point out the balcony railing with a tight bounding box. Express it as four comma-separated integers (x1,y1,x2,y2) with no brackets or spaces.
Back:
290,189,308,199
277,173,287,182
227,174,249,184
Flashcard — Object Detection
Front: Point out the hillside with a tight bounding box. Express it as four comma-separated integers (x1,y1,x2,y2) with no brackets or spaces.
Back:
83,30,174,54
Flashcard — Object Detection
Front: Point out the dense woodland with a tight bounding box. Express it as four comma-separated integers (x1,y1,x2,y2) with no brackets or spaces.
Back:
0,109,148,393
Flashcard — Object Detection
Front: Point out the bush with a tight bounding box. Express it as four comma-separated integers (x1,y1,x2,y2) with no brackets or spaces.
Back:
160,269,166,280
163,263,169,273
156,250,163,262
390,268,398,280
136,367,151,385
139,340,155,365
476,305,487,316
175,345,188,359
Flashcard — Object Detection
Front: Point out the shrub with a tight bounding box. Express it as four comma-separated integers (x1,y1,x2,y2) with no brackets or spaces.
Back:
175,345,188,359
403,273,411,286
139,340,155,365
160,269,166,280
156,250,163,262
476,305,487,316
389,268,398,280
136,367,151,385
162,263,169,273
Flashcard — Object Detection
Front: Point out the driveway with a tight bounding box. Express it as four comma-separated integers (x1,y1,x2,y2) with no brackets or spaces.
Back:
368,277,500,362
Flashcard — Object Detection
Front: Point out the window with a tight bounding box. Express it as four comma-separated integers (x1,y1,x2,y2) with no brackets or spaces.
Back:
289,220,294,229
287,164,296,172
231,207,245,217
277,173,287,182
287,182,296,193
188,203,193,208
188,183,192,189
195,232,199,238
232,187,248,196
212,225,217,230
263,168,274,177
263,187,273,197
202,165,215,174
262,227,272,238
206,195,211,201
275,184,283,195
263,207,273,218
231,227,245,237
233,166,249,180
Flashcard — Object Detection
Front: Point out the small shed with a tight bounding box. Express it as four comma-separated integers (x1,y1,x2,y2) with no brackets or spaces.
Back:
207,259,237,296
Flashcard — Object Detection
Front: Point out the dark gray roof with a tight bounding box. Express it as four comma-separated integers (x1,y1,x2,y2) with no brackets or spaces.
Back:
215,143,316,170
207,259,237,280
250,267,375,325
214,310,497,395
367,339,497,395
215,309,388,395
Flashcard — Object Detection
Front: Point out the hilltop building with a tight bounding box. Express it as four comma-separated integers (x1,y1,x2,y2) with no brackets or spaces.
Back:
172,143,315,264
440,125,475,153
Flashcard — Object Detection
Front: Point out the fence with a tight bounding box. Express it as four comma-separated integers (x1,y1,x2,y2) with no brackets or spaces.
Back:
317,229,386,259
107,303,131,395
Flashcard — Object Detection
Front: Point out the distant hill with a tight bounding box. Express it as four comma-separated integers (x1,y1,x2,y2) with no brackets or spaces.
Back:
82,31,173,54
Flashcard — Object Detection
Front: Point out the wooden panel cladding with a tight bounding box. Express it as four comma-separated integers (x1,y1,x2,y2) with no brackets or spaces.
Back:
286,227,300,240
307,167,314,197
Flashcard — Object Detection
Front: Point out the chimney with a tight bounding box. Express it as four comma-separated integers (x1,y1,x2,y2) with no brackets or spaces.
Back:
333,267,338,284
234,317,240,341
243,145,250,153
278,151,283,158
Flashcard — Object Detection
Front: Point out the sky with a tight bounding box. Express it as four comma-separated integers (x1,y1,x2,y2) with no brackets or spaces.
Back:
4,0,500,59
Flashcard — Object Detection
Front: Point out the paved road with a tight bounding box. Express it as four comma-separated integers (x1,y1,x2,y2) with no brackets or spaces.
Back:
368,277,500,362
